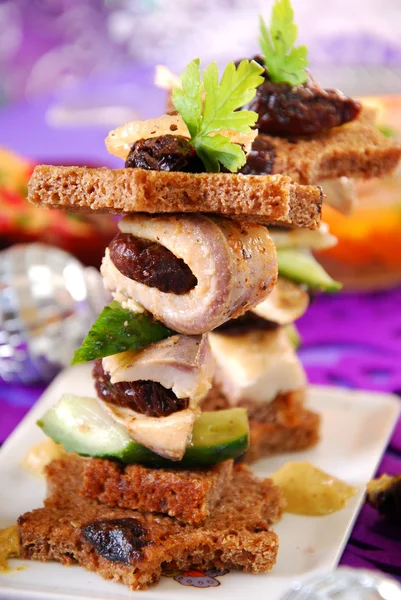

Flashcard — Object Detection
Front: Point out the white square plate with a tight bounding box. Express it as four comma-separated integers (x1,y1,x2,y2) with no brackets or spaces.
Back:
0,365,399,600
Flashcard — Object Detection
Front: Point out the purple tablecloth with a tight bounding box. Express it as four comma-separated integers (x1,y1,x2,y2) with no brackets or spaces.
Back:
0,64,400,581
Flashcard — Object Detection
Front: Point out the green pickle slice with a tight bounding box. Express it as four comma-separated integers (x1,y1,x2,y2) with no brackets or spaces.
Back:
38,394,249,468
71,301,175,366
277,249,342,292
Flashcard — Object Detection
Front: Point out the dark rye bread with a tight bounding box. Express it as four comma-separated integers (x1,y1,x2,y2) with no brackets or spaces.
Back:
18,456,284,591
27,165,323,229
79,458,233,525
266,111,401,184
162,91,400,183
201,386,320,463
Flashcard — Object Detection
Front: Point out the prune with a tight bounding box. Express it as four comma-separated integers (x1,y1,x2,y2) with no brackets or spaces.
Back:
241,55,361,137
82,518,149,564
93,360,189,417
125,134,204,172
109,232,197,295
214,312,280,336
240,136,276,175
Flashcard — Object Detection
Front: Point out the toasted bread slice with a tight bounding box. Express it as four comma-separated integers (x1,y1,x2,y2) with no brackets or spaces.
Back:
160,83,400,183
18,456,284,591
266,112,401,184
79,458,233,525
201,386,320,463
28,165,323,228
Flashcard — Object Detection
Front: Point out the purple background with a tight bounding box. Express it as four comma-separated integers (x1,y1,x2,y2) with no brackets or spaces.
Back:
1,0,401,105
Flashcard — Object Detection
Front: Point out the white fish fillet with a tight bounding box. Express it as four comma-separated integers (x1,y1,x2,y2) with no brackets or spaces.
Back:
100,401,197,461
209,327,306,405
252,277,309,325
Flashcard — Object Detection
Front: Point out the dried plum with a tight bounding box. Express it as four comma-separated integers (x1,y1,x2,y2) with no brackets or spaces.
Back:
214,312,280,336
125,134,204,172
82,518,149,564
239,136,276,175
93,360,189,417
109,232,197,295
241,55,361,137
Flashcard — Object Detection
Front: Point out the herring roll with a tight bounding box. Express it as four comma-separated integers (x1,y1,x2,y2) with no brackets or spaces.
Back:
101,334,214,410
101,213,277,335
251,277,309,325
95,334,214,460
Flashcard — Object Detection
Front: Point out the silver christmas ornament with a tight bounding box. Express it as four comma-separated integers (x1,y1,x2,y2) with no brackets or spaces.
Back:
0,243,109,384
281,568,401,600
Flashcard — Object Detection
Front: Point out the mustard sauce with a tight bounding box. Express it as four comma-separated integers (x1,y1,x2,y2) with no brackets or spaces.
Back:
21,438,65,477
0,526,20,572
271,461,357,516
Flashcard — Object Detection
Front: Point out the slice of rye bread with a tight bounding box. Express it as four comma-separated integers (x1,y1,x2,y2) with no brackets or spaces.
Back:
27,165,323,229
201,386,320,464
79,458,233,525
265,111,401,184
18,456,284,591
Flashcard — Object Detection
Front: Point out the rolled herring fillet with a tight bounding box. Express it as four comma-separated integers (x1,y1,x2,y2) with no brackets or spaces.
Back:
102,334,214,406
101,213,278,335
100,402,197,461
252,277,309,325
100,334,214,460
209,327,307,405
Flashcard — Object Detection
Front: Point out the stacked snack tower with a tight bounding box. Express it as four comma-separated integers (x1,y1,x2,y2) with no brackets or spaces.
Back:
16,57,325,590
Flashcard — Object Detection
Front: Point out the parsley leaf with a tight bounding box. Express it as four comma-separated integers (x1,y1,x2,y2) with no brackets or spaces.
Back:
172,59,264,173
259,0,308,87
193,133,245,174
202,60,263,133
172,58,203,139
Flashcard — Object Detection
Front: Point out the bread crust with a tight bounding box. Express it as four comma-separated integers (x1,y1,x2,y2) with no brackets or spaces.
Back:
27,165,323,228
267,112,401,184
18,456,284,590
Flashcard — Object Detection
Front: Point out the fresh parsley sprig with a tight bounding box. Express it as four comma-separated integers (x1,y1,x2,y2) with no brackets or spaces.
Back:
172,59,264,173
259,0,308,87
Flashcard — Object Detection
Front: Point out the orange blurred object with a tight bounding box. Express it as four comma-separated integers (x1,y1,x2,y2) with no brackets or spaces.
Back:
317,95,401,290
0,148,117,267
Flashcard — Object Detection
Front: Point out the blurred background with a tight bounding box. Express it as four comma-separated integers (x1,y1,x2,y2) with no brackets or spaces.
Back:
0,0,401,428
1,0,401,105
1,0,401,161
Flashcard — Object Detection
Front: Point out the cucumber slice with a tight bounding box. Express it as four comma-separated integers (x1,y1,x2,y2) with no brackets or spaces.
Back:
71,302,175,366
285,323,302,349
37,395,132,461
184,408,249,466
38,394,249,468
277,249,342,293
